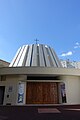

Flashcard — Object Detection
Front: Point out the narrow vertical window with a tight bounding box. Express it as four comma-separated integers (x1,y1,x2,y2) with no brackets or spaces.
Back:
46,47,54,66
42,45,46,66
37,45,40,66
49,47,58,67
30,45,34,66
23,45,29,66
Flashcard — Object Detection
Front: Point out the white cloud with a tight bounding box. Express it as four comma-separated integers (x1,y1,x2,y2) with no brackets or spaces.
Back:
74,42,80,49
61,53,66,57
74,46,78,49
67,51,73,55
76,42,79,45
61,51,73,57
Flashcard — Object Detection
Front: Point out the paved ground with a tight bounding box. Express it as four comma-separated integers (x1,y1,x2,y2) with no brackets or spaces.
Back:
0,105,80,120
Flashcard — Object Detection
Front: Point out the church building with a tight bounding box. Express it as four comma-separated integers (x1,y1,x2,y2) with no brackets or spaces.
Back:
0,44,80,105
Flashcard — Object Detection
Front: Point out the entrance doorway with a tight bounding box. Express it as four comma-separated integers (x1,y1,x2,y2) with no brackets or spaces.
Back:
26,82,58,104
0,86,5,105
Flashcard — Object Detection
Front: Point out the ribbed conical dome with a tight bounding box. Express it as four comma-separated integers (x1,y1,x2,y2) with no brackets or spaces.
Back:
9,44,62,67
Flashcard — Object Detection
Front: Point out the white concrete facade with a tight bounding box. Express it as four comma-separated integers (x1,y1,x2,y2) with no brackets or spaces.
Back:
0,44,80,105
61,76,80,104
9,44,62,67
0,67,80,105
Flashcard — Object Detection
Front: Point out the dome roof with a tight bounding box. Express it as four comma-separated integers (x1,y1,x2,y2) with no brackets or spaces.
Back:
9,44,62,67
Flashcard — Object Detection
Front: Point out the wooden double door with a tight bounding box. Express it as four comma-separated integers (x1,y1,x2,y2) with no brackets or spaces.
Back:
26,82,58,104
0,86,5,105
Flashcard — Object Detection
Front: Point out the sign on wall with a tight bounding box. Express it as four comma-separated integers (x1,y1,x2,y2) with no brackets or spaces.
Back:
18,83,24,103
61,83,67,103
8,86,13,92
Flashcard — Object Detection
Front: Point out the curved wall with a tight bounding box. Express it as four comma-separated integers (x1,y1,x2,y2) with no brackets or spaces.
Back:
9,44,62,67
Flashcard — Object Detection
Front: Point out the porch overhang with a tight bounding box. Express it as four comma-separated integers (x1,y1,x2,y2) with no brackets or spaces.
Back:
0,67,80,77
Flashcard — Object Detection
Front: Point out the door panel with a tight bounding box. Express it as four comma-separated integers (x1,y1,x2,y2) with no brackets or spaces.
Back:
26,82,58,104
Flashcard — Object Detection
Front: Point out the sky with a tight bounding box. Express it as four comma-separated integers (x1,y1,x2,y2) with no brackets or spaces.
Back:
0,0,80,62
